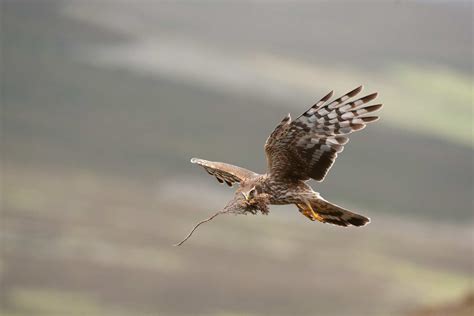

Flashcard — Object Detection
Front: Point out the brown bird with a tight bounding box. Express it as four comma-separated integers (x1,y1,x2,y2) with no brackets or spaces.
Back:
192,86,382,227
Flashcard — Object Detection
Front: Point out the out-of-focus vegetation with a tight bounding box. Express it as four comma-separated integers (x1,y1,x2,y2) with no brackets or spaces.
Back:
1,1,473,316
408,293,474,316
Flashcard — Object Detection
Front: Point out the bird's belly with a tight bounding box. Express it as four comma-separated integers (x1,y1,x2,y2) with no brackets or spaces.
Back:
268,194,303,205
263,181,317,205
265,188,307,205
269,199,292,205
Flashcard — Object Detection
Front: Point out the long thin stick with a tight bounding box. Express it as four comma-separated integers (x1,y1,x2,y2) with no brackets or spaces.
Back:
174,210,226,246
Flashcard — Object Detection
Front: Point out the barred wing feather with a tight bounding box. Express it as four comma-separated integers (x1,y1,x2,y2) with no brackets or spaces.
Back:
265,86,382,181
191,158,257,187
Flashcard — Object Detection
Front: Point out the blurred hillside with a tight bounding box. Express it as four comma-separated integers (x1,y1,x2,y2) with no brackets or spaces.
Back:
1,1,473,316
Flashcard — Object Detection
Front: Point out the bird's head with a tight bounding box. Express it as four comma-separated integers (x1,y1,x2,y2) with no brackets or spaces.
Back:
241,186,257,201
239,181,262,202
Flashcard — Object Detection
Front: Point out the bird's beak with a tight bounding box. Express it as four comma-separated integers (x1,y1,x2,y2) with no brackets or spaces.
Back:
241,192,249,201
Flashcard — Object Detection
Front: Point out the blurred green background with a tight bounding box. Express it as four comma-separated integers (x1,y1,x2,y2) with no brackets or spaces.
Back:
1,1,473,315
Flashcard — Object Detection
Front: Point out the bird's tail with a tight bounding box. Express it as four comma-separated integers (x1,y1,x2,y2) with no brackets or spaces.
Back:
296,198,370,227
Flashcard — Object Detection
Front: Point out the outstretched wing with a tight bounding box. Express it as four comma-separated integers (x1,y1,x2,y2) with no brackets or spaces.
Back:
191,158,258,187
265,86,382,182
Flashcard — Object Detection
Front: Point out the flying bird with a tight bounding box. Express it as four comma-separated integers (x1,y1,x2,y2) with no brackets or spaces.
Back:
191,86,382,228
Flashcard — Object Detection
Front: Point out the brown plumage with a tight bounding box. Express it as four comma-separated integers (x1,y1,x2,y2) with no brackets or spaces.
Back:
191,86,382,228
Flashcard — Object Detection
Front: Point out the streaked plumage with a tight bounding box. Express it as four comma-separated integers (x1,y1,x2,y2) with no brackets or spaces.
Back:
192,86,382,227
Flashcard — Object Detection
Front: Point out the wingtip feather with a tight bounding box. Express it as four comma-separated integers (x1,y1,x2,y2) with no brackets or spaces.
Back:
360,116,380,123
321,90,334,102
361,92,378,103
364,103,383,112
343,85,363,99
351,123,366,131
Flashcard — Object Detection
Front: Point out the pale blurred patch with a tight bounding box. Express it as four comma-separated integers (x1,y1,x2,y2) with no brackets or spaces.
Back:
78,36,472,146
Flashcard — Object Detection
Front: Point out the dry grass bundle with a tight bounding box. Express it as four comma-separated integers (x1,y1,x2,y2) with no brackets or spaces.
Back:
174,194,270,246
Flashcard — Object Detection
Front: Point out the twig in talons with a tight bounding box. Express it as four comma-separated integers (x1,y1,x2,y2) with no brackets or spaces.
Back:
174,210,226,246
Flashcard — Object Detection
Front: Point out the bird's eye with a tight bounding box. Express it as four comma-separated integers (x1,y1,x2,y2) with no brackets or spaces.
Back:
249,188,257,198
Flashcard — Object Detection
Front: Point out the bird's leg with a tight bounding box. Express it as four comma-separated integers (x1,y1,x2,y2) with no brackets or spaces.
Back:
303,200,325,222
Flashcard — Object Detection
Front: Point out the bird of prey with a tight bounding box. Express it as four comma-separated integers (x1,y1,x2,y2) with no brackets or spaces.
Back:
192,86,382,227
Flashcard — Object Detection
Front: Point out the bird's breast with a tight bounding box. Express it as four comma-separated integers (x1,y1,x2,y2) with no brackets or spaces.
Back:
262,180,311,205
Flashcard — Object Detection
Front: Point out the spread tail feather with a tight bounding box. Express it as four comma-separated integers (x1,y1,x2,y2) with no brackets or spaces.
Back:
296,198,370,227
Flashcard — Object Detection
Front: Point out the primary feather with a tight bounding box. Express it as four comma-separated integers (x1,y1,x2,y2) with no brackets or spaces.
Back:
265,86,382,181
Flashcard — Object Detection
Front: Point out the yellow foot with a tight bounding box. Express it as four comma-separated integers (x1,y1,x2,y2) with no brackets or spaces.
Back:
304,201,325,222
298,204,315,221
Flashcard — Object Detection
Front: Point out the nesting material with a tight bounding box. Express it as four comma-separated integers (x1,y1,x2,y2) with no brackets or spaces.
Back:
174,193,270,246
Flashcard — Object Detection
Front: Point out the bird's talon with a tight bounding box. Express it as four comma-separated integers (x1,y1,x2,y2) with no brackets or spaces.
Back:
305,201,325,222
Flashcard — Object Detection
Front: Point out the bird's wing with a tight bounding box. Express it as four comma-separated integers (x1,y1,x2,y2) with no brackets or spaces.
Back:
265,86,382,181
191,158,257,187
